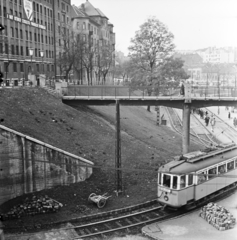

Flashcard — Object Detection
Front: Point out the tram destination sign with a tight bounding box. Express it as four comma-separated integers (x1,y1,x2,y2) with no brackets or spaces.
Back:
7,14,46,30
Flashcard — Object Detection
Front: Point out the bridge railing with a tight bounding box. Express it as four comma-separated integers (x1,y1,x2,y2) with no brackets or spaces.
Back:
61,84,237,99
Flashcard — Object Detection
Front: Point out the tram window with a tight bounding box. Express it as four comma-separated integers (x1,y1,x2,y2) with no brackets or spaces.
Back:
180,175,186,189
172,176,178,189
187,174,193,186
208,167,217,179
227,161,234,171
218,164,226,174
198,172,206,184
158,173,161,185
163,174,171,188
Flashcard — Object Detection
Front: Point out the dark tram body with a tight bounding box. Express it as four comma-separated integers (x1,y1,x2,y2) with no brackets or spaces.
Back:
157,144,237,208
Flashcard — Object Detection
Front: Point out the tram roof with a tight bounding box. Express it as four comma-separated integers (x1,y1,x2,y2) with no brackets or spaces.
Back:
159,146,237,175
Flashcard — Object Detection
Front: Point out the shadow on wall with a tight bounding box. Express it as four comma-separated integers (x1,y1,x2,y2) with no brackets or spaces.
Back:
0,125,94,206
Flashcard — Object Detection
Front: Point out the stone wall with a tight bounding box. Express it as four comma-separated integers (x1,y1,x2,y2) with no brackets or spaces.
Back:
0,125,94,205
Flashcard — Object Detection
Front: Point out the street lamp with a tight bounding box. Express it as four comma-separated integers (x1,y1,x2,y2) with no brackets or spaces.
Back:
29,48,34,74
40,50,44,74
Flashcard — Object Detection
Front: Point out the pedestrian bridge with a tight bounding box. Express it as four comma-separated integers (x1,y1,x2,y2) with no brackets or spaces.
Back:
61,85,237,155
62,85,237,109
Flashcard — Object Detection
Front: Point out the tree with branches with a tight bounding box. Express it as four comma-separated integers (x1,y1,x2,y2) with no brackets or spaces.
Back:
56,28,78,81
128,16,175,110
97,44,115,85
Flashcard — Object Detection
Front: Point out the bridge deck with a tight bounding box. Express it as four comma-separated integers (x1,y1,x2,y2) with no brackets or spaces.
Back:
62,96,237,108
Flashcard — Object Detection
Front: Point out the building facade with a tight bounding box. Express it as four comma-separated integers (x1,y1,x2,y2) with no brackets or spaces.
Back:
71,1,115,85
0,0,71,86
0,0,115,86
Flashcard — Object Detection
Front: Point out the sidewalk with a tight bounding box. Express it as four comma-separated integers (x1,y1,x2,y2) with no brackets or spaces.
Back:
142,191,237,240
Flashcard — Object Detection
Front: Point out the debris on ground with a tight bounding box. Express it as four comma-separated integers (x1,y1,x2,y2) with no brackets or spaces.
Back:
0,195,63,221
199,202,236,230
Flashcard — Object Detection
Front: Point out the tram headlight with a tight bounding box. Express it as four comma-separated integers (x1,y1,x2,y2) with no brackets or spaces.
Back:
164,195,169,201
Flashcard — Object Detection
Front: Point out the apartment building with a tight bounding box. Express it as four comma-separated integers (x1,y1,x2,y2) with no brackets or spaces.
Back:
0,0,71,85
71,1,115,85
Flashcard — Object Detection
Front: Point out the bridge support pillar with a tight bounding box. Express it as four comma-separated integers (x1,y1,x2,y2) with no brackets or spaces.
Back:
115,100,123,195
182,103,191,154
155,106,161,125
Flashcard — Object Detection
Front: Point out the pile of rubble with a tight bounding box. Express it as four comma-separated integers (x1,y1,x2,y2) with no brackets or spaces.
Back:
0,195,63,221
200,202,236,231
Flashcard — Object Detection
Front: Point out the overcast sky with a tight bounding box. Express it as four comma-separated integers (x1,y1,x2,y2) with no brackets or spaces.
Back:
71,0,237,55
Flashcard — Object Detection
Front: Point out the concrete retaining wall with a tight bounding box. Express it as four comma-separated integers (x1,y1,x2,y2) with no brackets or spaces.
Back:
0,125,94,206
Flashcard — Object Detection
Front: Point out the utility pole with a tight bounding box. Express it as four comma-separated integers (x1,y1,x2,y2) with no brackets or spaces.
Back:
115,100,122,195
0,24,5,86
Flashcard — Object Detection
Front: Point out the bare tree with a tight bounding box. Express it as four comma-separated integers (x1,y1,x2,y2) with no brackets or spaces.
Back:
97,44,115,85
56,27,77,81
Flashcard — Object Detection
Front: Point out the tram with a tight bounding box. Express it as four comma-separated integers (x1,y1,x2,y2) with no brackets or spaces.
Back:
157,144,237,208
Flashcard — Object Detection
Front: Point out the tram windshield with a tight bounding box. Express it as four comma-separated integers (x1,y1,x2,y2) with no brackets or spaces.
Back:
163,174,171,188
159,174,178,189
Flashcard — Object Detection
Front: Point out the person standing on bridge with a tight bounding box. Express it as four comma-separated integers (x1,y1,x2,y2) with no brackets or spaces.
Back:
228,112,231,119
180,81,185,96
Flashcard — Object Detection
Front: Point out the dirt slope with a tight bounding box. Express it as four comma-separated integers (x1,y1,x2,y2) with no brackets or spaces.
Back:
0,87,201,231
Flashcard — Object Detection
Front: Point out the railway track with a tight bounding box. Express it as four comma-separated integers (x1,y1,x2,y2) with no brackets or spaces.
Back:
206,107,237,144
165,107,212,147
41,182,236,239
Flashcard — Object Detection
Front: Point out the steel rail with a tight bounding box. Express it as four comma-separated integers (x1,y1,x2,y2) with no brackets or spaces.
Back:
70,182,237,239
165,107,207,147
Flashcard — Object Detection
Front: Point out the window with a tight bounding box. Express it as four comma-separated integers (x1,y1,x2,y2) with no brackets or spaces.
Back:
158,173,161,185
20,29,23,39
187,174,193,186
26,46,29,56
235,159,237,168
16,45,19,55
163,174,171,188
180,175,186,189
227,161,234,171
172,176,178,189
198,171,207,184
208,167,216,179
11,27,14,37
83,22,85,29
218,164,226,174
15,28,18,38
20,63,24,72
51,65,54,71
36,64,39,72
0,43,3,53
35,48,37,57
11,45,15,55
25,30,28,40
58,12,60,20
29,31,32,40
20,46,23,55
3,7,7,17
13,62,17,72
5,43,9,54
